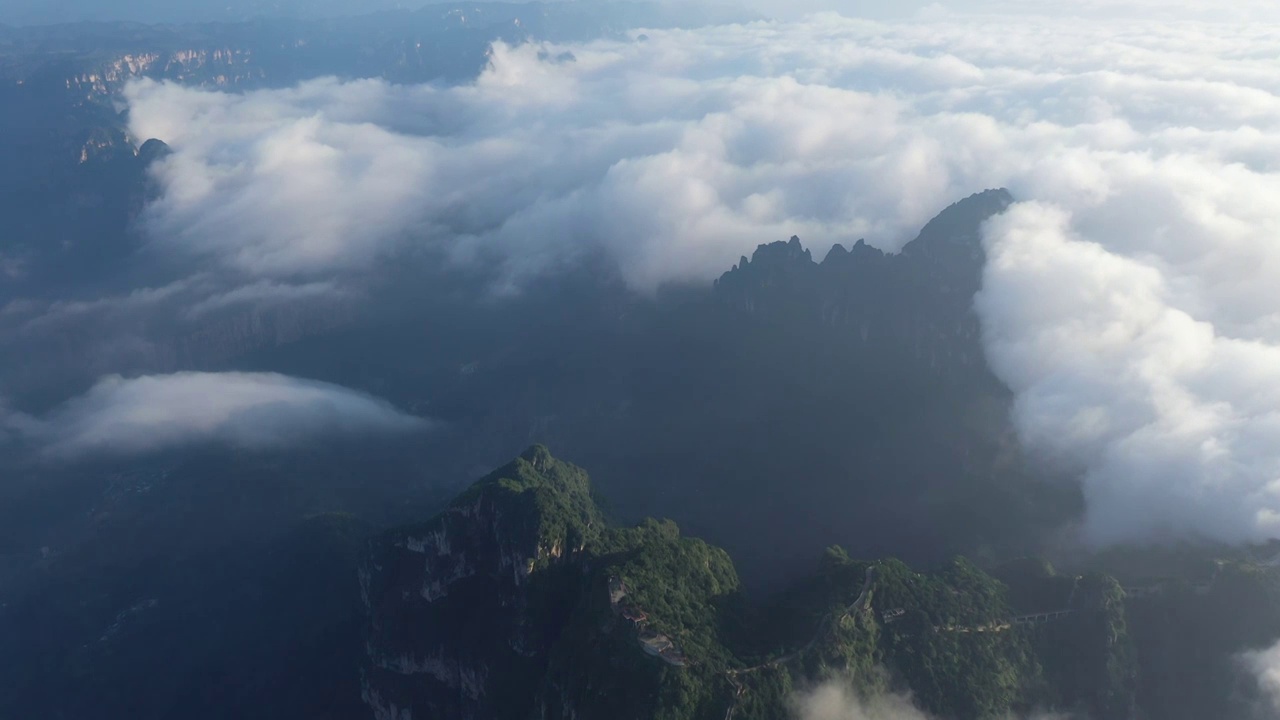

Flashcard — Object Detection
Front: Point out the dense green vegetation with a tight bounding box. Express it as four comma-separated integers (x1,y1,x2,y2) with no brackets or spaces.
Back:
364,447,1148,720
868,558,1035,718
454,444,605,560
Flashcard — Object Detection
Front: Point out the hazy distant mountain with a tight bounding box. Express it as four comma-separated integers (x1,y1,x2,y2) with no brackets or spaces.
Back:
0,2,756,302
0,0,500,25
0,0,755,28
1,0,407,24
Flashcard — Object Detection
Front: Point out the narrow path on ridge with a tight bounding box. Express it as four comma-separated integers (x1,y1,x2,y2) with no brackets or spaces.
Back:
722,566,877,720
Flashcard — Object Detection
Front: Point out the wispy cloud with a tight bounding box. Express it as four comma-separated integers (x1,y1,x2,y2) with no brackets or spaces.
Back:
6,372,427,458
791,681,1072,720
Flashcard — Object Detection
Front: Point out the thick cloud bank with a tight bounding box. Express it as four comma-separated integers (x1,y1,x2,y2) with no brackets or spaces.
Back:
123,15,1280,545
979,203,1280,545
12,372,426,457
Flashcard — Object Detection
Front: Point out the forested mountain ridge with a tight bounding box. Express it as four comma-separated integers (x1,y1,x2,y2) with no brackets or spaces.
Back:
362,446,1140,720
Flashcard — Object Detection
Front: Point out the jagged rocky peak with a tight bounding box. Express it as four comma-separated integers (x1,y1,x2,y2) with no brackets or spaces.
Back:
715,235,817,294
822,237,886,268
709,189,1015,378
718,188,1012,290
900,187,1014,260
751,233,813,266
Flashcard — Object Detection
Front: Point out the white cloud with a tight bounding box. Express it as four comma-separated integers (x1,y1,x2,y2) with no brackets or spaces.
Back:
793,683,932,720
122,14,1280,545
13,372,427,458
977,202,1280,545
790,682,1071,720
17,280,195,331
1243,640,1280,713
746,0,1280,22
3,276,349,332
181,280,350,320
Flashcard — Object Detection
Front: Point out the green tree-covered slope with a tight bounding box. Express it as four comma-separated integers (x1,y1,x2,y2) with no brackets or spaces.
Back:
362,447,1137,720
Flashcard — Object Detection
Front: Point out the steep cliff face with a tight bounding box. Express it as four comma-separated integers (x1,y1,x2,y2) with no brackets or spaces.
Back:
611,188,1070,584
714,189,1013,380
63,48,261,98
361,446,603,720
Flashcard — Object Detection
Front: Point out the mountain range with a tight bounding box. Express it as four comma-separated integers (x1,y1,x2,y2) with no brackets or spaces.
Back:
3,7,1280,720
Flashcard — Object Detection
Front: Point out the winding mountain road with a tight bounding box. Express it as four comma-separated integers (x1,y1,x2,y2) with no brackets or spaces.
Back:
723,566,877,720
